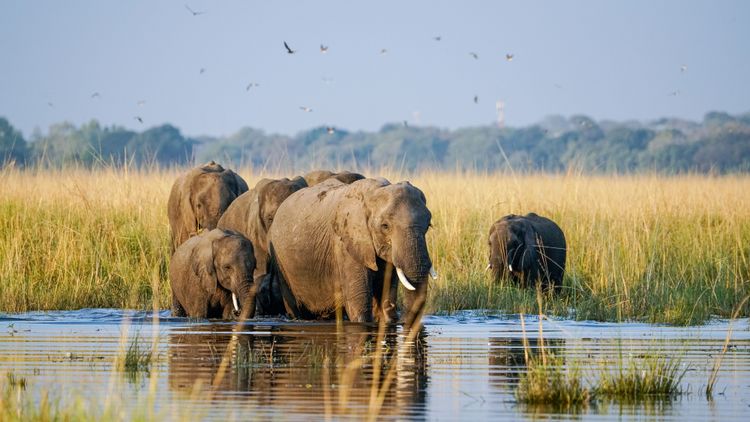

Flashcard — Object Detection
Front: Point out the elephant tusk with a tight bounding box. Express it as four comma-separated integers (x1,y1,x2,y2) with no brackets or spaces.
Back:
430,267,438,280
396,267,416,291
232,293,240,312
485,264,491,272
508,264,513,272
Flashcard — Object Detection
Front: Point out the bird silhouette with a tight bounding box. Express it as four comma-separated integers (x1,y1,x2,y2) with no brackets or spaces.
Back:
91,92,100,99
469,52,479,60
505,53,514,62
184,4,205,16
284,41,296,54
433,36,442,41
402,120,408,127
320,44,328,53
380,48,388,55
474,95,479,104
680,64,688,72
134,116,144,124
47,102,54,108
137,100,147,106
246,82,260,91
669,90,680,96
199,68,206,74
299,106,313,112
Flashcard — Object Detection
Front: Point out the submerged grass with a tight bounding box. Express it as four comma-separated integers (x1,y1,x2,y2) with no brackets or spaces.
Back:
1,166,749,324
515,353,591,408
596,355,688,401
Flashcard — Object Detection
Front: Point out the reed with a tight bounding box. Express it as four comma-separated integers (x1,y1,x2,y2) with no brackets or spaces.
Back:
1,165,748,324
595,354,688,401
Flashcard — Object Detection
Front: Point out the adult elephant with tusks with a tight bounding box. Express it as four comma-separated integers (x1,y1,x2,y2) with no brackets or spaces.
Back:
268,178,437,326
487,213,566,292
169,228,257,320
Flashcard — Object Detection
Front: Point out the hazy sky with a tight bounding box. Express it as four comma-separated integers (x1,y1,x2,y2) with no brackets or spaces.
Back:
1,1,748,138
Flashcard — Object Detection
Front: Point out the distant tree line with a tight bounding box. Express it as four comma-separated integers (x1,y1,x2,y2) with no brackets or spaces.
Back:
2,111,749,173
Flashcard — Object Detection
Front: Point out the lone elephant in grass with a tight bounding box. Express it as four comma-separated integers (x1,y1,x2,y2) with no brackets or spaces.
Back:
169,229,257,320
487,213,566,292
268,178,437,326
167,161,248,253
303,169,365,186
217,176,308,315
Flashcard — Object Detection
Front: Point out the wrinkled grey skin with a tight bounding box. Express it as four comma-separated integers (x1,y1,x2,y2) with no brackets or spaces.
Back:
217,176,308,315
304,170,365,186
268,178,433,327
167,161,249,254
170,229,257,320
488,213,566,292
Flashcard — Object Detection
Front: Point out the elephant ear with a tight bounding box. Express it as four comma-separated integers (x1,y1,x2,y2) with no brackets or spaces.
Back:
191,231,221,293
333,179,388,272
521,221,540,277
180,174,199,235
229,170,249,196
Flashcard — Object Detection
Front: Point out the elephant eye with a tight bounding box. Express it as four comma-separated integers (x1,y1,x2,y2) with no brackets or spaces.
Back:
381,223,390,231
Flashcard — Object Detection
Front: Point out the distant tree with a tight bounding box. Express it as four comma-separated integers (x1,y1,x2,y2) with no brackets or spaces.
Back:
0,117,28,167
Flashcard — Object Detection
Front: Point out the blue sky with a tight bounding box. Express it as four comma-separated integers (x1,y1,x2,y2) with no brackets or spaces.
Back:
1,0,748,137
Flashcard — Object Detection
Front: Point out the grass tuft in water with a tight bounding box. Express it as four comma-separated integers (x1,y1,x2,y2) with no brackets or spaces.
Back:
596,355,688,401
118,332,153,381
515,353,591,408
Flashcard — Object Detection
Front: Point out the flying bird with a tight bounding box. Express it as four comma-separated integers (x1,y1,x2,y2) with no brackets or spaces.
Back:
680,64,688,72
505,53,514,62
299,106,313,112
669,90,680,96
199,68,206,74
137,100,147,106
326,126,335,134
47,102,54,108
433,36,442,41
134,116,144,124
320,44,328,53
469,52,479,60
380,48,388,55
402,120,408,127
184,4,205,16
474,95,479,104
284,41,296,54
245,82,260,91
90,92,100,99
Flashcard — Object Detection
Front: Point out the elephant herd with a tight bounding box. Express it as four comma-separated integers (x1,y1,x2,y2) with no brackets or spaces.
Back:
167,161,567,324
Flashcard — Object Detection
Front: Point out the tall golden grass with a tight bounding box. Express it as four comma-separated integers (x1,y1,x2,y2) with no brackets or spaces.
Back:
1,165,748,324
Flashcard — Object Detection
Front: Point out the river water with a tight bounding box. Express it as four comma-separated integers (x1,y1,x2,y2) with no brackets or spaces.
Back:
1,310,748,420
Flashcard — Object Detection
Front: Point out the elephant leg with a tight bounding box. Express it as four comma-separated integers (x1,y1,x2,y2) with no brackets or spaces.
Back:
340,263,373,323
172,292,186,317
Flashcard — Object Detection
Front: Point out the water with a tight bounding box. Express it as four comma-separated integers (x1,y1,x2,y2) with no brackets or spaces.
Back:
1,310,749,420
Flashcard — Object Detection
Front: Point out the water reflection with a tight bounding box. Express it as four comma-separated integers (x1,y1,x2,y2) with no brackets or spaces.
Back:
167,322,429,418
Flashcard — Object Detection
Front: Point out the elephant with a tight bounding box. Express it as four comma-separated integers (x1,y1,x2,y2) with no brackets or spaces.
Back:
169,228,257,320
487,213,566,291
167,161,249,253
267,178,437,326
303,169,365,186
217,176,308,315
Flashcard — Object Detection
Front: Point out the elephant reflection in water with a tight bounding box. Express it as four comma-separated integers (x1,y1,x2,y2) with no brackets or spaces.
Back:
168,322,428,418
487,336,566,391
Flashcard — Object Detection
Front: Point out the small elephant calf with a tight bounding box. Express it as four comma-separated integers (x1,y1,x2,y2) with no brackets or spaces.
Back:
487,213,566,291
170,228,257,320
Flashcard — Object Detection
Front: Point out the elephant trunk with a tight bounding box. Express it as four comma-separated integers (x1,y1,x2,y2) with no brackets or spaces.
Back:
235,281,257,321
392,229,431,328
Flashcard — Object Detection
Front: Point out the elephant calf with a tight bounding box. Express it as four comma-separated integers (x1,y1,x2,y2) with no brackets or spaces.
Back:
487,213,566,292
170,229,257,320
167,161,248,253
